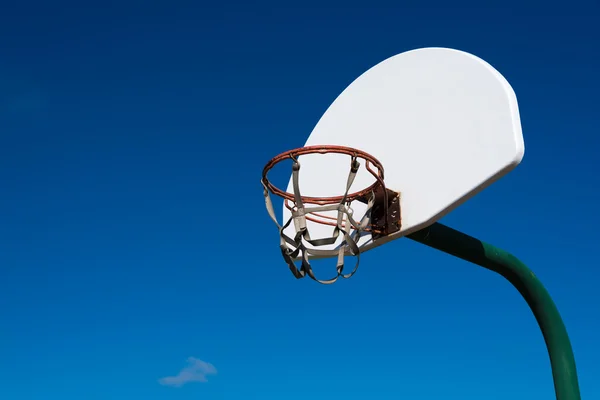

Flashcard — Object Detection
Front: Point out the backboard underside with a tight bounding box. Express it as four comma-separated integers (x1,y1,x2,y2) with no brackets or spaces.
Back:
282,47,524,256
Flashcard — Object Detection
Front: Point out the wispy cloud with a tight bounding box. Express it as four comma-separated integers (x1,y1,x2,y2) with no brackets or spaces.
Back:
159,357,217,388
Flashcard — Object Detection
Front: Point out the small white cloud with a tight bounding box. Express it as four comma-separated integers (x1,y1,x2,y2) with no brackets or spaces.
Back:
159,357,217,388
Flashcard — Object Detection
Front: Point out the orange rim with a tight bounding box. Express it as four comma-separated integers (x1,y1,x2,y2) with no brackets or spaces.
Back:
261,145,385,206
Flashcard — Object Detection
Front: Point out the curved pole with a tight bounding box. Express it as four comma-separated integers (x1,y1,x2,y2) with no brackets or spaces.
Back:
407,222,581,400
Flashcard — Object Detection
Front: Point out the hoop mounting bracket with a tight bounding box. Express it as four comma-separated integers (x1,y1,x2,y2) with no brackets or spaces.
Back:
369,187,401,240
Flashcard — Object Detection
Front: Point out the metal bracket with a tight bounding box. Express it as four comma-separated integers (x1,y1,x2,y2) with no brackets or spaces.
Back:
370,187,401,240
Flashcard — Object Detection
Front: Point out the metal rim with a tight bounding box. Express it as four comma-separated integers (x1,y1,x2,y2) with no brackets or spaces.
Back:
261,144,386,205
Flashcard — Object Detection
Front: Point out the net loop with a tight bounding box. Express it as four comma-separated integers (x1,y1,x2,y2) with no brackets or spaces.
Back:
261,145,391,284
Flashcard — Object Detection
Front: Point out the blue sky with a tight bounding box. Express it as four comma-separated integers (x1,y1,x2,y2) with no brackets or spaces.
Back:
1,1,598,399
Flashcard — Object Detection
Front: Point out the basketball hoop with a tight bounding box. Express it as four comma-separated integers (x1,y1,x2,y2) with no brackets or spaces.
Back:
261,145,401,284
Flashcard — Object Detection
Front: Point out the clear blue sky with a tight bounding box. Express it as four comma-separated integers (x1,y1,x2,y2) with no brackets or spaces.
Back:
1,1,598,399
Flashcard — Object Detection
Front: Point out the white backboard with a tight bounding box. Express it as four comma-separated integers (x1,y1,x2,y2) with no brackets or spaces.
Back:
282,47,524,254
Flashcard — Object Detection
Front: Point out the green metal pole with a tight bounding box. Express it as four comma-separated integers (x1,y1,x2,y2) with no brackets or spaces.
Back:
407,222,581,400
